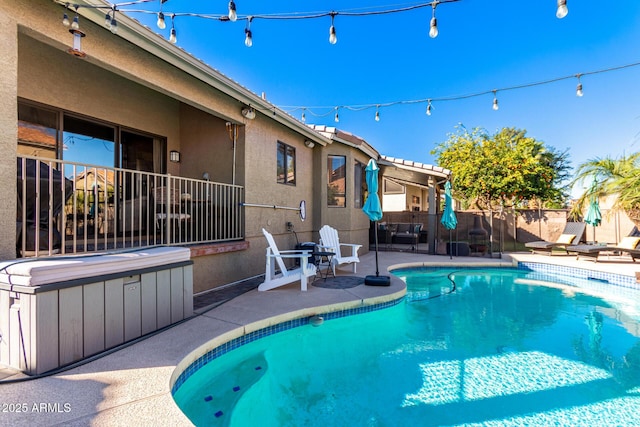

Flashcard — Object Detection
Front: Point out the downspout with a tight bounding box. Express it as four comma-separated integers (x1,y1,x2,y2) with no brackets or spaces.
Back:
232,124,237,186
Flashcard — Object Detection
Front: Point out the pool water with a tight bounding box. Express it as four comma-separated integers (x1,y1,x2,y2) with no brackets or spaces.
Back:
173,268,640,426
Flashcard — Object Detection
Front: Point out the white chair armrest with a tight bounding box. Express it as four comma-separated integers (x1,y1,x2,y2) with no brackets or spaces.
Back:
339,243,362,256
268,250,310,259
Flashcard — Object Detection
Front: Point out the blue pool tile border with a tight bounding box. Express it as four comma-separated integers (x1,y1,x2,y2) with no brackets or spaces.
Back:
517,262,639,290
392,263,638,290
171,297,403,395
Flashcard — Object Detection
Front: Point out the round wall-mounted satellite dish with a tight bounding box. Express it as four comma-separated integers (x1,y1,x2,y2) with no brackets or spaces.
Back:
299,200,306,221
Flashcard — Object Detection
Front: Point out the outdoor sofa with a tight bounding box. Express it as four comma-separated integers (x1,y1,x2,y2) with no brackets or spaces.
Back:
372,222,424,246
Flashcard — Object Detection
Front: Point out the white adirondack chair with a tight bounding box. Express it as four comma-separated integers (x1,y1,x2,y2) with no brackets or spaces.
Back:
318,225,362,275
258,228,317,291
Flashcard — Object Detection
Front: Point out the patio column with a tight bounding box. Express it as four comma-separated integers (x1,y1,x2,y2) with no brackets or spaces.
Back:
0,11,18,260
427,176,437,254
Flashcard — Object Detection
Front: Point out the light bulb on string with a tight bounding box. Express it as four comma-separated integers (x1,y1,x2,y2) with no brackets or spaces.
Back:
110,15,118,34
492,91,499,111
62,12,70,27
105,12,111,28
556,0,568,19
301,110,306,123
228,1,237,22
244,17,253,47
71,13,79,30
334,107,339,123
426,100,432,116
375,106,380,122
575,74,583,97
169,14,177,44
157,12,166,30
429,2,438,38
329,13,337,45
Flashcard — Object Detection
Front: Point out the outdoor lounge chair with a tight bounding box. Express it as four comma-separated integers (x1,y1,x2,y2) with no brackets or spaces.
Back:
318,224,362,275
524,222,586,255
568,227,640,262
258,228,317,291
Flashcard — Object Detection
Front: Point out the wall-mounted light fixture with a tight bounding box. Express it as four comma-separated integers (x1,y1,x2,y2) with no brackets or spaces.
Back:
170,150,181,163
67,28,86,57
304,140,315,148
241,107,256,120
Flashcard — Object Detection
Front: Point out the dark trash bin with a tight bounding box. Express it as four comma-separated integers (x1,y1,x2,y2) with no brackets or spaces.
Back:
296,242,317,266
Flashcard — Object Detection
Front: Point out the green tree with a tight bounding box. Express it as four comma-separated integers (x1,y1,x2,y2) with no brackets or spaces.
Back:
431,126,570,209
571,152,640,226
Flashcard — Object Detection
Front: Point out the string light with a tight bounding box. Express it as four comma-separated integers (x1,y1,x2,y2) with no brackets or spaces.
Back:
556,0,568,19
492,90,499,110
169,14,177,44
334,107,339,123
71,6,80,30
95,1,467,45
54,0,598,117
375,106,380,122
105,11,112,27
54,0,572,48
228,1,237,22
429,2,439,38
244,16,253,47
301,109,306,123
329,13,337,45
277,61,640,123
575,74,583,97
109,7,118,34
157,12,166,29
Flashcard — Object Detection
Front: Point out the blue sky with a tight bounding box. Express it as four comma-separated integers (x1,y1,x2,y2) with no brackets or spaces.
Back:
124,1,640,194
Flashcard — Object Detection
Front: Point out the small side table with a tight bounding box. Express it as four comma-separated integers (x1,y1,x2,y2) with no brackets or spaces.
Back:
311,251,335,281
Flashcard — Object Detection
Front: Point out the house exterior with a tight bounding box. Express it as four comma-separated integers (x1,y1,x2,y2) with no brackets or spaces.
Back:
1,0,450,294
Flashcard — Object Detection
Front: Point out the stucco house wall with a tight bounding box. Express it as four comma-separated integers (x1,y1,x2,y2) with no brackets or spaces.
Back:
2,0,384,293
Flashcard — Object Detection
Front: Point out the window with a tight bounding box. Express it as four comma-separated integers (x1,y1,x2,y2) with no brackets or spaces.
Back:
18,100,165,174
17,103,59,159
354,160,366,208
63,114,116,168
383,178,405,194
327,155,346,207
277,141,296,185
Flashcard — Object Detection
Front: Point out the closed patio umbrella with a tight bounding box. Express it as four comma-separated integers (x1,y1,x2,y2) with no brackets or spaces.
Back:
441,181,458,259
363,159,389,286
585,181,602,242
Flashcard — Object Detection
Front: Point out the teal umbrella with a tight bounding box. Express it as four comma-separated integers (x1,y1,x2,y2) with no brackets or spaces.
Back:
585,182,602,242
441,181,457,258
363,159,383,222
363,159,389,286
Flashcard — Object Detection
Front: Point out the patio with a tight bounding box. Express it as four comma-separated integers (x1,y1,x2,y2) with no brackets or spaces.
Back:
0,250,638,426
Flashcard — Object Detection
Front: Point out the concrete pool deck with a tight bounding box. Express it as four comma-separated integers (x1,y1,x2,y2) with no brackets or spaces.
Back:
0,250,638,426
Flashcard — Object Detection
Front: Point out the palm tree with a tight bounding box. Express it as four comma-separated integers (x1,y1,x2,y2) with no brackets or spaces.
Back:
571,152,640,226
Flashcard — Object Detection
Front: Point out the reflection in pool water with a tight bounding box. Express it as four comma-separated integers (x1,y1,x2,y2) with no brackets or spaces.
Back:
173,268,640,426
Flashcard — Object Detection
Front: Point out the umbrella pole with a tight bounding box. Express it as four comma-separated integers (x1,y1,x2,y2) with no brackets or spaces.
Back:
449,229,452,259
374,220,380,276
365,220,390,286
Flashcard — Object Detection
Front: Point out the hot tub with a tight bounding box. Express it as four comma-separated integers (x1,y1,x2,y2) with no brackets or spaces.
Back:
0,247,193,375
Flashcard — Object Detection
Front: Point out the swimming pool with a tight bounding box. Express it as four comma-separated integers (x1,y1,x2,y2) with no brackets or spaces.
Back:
173,267,640,426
